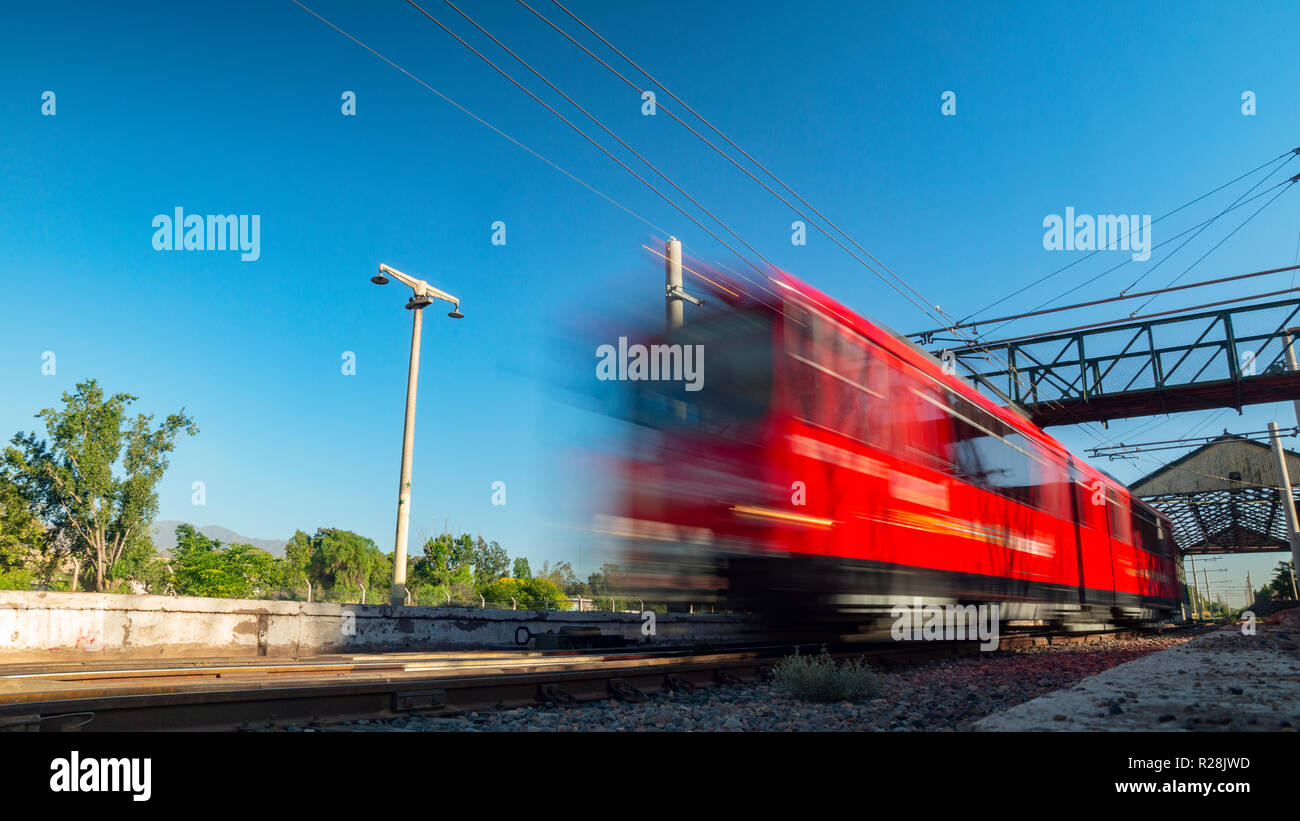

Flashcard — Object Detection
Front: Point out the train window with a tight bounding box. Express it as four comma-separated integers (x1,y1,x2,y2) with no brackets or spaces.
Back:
1069,467,1098,528
895,372,953,471
789,312,889,449
651,308,773,431
1130,505,1165,555
1107,490,1132,543
785,308,816,422
1036,454,1069,519
947,393,1041,507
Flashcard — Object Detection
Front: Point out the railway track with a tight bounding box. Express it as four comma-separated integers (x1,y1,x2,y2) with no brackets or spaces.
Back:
0,624,1206,732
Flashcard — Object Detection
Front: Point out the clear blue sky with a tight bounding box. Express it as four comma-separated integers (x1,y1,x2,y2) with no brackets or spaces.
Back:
2,0,1297,603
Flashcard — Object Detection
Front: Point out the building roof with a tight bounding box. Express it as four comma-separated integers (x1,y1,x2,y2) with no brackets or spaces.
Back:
1129,433,1300,554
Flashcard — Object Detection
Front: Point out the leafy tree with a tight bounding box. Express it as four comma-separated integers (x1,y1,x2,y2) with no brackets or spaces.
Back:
2,379,196,591
586,563,622,596
1267,561,1297,600
473,536,509,587
109,532,171,593
171,524,279,598
410,531,475,603
0,475,44,572
480,576,570,610
512,556,531,580
538,560,580,595
302,528,386,602
282,529,316,600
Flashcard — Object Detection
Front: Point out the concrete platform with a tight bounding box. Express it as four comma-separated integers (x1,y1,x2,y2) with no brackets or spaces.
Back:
975,624,1300,731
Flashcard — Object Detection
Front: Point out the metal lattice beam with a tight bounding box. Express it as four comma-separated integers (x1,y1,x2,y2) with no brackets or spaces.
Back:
938,298,1300,427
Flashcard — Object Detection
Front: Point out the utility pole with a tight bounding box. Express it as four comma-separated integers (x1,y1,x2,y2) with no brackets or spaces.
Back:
1267,420,1300,600
664,237,702,421
1282,329,1300,427
370,264,463,607
1188,552,1201,620
665,237,684,331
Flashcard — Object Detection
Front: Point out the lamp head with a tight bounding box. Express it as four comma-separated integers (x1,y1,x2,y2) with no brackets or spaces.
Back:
448,309,464,319
371,272,390,285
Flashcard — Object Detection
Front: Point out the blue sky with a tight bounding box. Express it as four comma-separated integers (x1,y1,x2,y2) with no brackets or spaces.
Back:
2,0,1298,602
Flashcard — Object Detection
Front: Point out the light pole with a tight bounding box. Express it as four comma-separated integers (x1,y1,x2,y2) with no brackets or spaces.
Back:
371,263,463,606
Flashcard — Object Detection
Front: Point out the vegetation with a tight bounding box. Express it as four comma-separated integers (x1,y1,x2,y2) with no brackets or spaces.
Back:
0,379,618,610
1,379,196,591
171,524,281,598
772,647,882,703
1262,561,1297,601
479,576,569,609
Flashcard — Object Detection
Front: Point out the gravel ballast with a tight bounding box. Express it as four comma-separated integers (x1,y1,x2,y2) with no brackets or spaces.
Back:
276,632,1200,732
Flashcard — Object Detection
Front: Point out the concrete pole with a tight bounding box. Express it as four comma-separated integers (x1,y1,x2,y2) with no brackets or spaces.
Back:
1268,420,1300,601
1188,552,1200,620
665,237,687,422
1283,330,1300,427
390,303,427,607
1202,567,1212,616
665,237,683,331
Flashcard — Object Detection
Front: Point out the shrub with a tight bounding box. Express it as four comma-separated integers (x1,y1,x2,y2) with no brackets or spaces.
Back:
0,567,33,590
772,646,881,702
479,577,570,610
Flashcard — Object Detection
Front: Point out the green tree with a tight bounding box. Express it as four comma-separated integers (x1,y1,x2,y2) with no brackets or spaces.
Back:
512,556,531,580
586,563,622,596
410,532,474,603
480,576,570,610
2,379,196,591
314,528,382,602
0,475,45,574
1267,560,1296,599
473,536,509,588
109,532,172,593
282,529,316,600
538,560,580,595
171,524,279,598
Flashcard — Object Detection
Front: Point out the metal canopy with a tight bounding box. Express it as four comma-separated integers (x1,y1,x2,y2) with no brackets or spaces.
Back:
1128,434,1300,554
938,298,1300,427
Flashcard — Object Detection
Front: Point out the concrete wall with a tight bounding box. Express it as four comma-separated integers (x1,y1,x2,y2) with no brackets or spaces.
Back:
0,590,755,662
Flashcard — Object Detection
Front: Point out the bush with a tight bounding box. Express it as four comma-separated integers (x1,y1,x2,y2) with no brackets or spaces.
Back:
479,577,570,610
772,646,881,702
0,567,33,590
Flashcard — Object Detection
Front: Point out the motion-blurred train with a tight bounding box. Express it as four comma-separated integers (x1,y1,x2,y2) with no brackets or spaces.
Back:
603,268,1183,631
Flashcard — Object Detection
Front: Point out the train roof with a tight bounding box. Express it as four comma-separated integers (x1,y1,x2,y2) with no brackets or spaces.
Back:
768,270,1162,512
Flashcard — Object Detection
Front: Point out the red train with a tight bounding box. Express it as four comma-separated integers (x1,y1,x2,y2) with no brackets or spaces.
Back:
606,269,1183,630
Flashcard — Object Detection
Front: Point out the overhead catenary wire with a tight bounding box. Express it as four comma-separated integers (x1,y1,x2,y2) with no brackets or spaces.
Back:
953,285,1300,350
978,175,1300,340
909,263,1300,339
1131,180,1300,314
958,147,1300,325
424,0,1030,403
517,0,956,331
296,1,1267,491
288,0,670,236
520,0,1086,419
405,0,805,317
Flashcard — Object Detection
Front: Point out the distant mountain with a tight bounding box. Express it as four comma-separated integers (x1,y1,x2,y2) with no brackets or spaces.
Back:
150,520,288,557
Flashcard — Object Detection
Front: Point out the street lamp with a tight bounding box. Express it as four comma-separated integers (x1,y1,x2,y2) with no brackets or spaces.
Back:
372,263,463,606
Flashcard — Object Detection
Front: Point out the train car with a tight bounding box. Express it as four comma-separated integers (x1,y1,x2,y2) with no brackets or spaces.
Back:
605,268,1183,630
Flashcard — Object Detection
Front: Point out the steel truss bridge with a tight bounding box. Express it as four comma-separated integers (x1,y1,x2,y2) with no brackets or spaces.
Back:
932,297,1300,428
